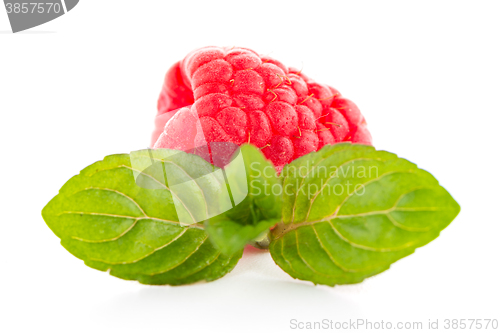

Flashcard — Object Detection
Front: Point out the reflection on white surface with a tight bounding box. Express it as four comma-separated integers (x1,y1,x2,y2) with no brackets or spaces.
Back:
87,246,363,332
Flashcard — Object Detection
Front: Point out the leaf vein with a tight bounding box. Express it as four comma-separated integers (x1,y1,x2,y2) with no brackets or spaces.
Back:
150,235,210,275
87,228,189,265
289,147,353,222
327,220,419,252
304,157,387,221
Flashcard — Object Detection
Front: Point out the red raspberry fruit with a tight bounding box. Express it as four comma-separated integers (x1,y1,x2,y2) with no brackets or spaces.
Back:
152,46,372,171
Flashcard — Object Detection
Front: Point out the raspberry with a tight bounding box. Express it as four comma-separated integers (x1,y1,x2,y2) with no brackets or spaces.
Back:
262,135,294,166
152,46,372,171
248,111,272,147
264,101,298,136
216,107,248,144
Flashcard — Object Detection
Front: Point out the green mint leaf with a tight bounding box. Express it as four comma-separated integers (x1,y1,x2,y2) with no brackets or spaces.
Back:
42,150,242,285
204,144,282,255
205,218,279,256
270,143,460,286
220,144,283,224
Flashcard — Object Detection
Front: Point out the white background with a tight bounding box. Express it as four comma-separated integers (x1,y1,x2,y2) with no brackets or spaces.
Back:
1,1,499,332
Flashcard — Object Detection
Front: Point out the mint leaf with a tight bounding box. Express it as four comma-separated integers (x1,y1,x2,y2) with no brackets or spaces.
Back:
204,144,282,255
42,150,242,285
270,143,460,286
221,144,283,224
205,218,278,256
